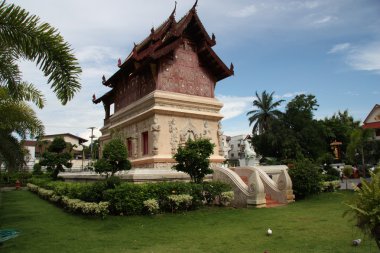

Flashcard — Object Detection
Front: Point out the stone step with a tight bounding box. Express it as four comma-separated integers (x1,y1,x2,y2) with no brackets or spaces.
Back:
265,194,284,208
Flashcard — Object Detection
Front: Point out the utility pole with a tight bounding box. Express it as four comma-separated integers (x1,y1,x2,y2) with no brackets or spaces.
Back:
88,127,96,163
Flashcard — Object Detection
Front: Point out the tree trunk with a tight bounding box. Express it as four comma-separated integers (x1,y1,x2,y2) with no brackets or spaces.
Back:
373,225,380,250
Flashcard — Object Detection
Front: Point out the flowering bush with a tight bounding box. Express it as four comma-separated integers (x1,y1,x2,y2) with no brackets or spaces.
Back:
220,191,234,206
62,196,109,218
27,183,109,218
27,183,39,193
321,180,341,192
37,187,55,200
143,199,160,214
167,194,193,212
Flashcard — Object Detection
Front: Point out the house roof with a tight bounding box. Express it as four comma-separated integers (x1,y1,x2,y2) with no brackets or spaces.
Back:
40,133,88,144
363,104,380,124
93,1,233,104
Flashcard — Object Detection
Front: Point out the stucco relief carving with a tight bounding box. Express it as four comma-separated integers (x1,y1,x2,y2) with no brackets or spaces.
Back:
133,132,139,158
168,118,178,154
217,122,224,156
180,119,199,144
202,120,211,139
151,117,160,155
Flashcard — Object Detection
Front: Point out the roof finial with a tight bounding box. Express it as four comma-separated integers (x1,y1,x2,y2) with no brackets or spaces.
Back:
151,27,155,34
170,1,177,17
212,33,216,43
102,75,106,84
117,58,122,67
230,63,234,73
192,0,198,10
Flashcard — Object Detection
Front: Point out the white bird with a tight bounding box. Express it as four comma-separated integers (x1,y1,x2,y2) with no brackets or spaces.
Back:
267,228,272,236
352,239,361,246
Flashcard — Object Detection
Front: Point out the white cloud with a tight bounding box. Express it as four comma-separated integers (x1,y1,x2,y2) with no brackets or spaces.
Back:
229,4,257,18
346,42,380,73
217,95,254,120
76,46,120,64
312,15,336,25
328,43,351,54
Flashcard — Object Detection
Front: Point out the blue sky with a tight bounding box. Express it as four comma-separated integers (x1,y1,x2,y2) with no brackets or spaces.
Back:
9,0,380,140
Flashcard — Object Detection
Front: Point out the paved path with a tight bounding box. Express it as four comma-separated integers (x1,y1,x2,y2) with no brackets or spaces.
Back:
339,178,371,190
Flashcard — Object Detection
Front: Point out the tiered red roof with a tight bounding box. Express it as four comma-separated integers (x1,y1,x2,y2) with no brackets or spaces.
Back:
94,1,233,104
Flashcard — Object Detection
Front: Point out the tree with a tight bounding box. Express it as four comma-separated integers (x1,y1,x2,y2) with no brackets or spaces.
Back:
247,91,284,134
94,139,131,178
346,128,375,176
0,1,81,169
345,172,380,249
0,87,44,169
288,159,322,199
39,137,72,180
173,138,215,183
321,110,360,162
284,94,325,160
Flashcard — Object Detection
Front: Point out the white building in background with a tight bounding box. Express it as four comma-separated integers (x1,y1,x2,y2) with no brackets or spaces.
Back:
220,134,252,166
21,133,89,171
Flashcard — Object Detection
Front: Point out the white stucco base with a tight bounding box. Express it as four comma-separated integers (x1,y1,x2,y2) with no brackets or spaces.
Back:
59,168,212,183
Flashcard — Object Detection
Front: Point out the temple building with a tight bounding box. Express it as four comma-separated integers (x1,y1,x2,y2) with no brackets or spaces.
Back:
93,2,234,169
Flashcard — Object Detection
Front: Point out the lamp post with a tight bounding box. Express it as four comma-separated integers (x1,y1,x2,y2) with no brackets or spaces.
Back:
88,127,96,164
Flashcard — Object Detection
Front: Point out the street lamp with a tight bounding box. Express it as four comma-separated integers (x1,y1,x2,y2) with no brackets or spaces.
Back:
88,127,96,163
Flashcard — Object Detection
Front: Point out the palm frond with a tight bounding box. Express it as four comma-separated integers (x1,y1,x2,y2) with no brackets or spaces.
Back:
7,82,45,108
0,87,44,138
0,1,82,105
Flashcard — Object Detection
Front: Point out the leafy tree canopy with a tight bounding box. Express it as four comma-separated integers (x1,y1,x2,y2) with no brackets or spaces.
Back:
173,138,215,183
39,137,72,180
94,139,131,177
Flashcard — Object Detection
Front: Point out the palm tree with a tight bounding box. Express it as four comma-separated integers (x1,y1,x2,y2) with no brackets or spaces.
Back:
0,1,81,104
0,87,44,169
247,91,284,134
0,1,81,169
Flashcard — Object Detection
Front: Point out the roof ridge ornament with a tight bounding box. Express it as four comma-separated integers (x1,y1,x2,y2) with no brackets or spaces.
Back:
230,63,234,73
192,0,198,10
170,1,177,18
102,75,106,84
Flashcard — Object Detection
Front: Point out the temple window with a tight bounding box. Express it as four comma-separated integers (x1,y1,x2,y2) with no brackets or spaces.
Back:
142,131,149,155
127,138,132,157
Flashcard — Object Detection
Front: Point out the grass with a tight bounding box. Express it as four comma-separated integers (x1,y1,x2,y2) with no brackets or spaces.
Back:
0,190,378,253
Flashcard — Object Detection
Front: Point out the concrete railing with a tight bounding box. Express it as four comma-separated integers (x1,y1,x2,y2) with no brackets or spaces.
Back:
216,166,294,207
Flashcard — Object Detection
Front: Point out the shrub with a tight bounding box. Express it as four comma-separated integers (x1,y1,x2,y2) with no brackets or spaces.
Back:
220,191,234,206
167,194,193,212
345,172,380,249
94,139,131,177
27,183,109,218
0,171,32,186
321,180,340,192
61,196,109,218
288,159,322,199
343,165,353,178
202,181,232,205
32,163,43,175
143,199,160,215
173,138,215,183
104,181,230,215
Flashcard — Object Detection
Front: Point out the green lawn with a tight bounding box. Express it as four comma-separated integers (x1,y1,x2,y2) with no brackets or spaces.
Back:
0,190,378,253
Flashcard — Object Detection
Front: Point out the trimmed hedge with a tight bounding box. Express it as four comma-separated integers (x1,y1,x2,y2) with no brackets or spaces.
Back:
28,177,232,216
27,183,109,218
